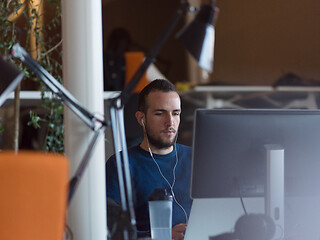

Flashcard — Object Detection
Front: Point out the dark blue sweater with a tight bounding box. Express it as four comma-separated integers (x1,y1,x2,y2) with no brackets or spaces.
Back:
106,143,193,232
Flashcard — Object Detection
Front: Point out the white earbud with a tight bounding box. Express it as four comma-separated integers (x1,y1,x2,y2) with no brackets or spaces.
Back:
142,119,145,128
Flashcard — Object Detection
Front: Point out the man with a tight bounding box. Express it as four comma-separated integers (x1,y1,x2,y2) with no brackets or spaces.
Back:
106,79,192,240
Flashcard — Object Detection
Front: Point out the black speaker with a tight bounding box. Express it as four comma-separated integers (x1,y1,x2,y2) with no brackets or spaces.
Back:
234,214,275,240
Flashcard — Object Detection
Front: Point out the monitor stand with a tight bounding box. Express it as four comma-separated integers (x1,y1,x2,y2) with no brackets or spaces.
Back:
265,144,285,239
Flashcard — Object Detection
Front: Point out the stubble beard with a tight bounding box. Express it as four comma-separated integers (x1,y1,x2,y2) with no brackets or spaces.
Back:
145,127,178,150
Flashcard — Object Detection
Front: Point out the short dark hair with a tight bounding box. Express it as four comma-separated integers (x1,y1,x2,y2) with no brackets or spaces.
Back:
138,79,177,113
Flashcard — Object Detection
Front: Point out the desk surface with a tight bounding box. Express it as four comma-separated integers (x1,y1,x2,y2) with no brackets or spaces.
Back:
180,86,320,109
4,87,320,108
3,91,120,107
191,85,320,92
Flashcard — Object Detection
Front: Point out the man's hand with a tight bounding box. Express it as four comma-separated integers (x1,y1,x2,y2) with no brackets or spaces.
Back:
172,223,187,240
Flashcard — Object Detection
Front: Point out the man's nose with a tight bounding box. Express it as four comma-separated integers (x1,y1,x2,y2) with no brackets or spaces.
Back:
166,114,174,126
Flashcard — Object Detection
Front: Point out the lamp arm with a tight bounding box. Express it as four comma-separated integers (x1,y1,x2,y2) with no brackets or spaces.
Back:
107,1,192,239
10,43,109,206
10,43,108,130
117,0,191,106
68,125,106,204
109,104,137,239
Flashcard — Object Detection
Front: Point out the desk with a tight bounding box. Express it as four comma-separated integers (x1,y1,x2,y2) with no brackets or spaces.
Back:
178,86,320,146
3,91,120,107
180,86,320,109
5,86,320,109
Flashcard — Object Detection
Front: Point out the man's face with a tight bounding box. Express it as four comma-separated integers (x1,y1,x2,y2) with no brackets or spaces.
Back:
144,90,181,149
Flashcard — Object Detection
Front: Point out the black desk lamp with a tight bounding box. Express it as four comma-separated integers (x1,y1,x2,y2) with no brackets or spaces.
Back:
0,0,219,238
176,0,218,72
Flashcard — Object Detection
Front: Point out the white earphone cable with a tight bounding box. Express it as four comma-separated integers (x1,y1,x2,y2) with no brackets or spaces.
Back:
146,135,188,224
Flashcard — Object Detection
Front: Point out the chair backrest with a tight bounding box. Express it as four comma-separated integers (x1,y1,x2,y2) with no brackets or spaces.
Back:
124,51,149,93
0,151,69,240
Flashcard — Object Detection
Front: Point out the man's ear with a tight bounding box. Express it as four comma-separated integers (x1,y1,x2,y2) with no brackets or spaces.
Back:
135,111,145,127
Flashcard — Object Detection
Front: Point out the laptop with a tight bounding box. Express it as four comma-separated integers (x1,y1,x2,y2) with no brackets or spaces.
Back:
184,198,264,240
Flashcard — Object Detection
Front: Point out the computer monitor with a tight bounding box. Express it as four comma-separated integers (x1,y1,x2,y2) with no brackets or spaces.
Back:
191,108,320,198
187,109,320,240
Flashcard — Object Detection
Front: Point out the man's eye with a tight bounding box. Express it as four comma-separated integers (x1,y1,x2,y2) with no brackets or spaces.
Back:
174,112,180,116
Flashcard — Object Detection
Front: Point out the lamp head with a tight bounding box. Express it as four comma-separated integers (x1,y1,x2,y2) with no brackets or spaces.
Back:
176,1,219,73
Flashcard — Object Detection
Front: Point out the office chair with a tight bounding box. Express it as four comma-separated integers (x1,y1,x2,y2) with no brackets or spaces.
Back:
0,151,69,240
124,51,149,93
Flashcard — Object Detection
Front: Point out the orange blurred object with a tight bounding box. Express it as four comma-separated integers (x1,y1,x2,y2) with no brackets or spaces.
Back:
124,52,149,93
0,151,69,240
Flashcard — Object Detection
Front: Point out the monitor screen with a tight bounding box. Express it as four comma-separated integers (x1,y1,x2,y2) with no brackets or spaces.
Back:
191,109,320,199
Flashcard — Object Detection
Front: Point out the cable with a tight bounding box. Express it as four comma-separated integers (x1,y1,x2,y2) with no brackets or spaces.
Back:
146,136,188,224
274,224,284,240
64,224,73,240
235,178,248,216
239,193,248,216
